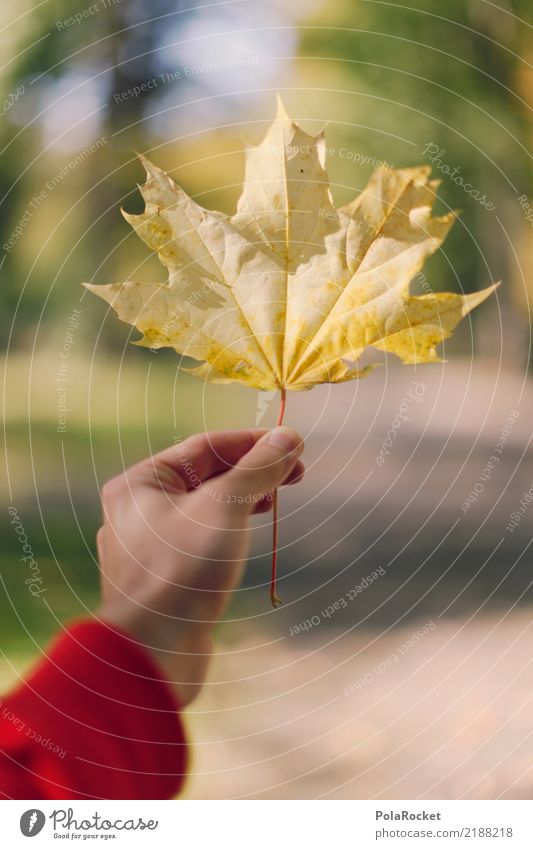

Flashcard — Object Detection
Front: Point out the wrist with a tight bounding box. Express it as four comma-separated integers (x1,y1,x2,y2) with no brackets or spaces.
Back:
96,603,212,707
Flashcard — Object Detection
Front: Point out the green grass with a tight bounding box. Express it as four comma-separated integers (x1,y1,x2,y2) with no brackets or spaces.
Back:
1,350,257,681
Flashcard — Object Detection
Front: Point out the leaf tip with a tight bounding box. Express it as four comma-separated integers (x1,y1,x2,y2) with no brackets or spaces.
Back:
121,205,136,225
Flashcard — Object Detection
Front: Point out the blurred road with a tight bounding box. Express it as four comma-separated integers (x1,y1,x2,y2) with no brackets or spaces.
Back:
239,359,533,630
185,610,533,799
183,360,533,799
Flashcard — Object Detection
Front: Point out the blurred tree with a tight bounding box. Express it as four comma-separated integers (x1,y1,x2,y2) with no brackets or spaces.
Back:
0,0,193,347
299,0,533,363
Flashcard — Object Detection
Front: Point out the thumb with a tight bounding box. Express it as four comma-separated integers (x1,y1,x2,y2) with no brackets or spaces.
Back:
212,427,304,509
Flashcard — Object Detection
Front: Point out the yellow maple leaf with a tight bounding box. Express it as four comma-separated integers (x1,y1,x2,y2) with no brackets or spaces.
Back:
86,97,498,607
85,97,497,393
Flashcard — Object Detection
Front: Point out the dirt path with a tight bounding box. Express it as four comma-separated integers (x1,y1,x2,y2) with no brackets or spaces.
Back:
184,611,533,799
183,361,533,799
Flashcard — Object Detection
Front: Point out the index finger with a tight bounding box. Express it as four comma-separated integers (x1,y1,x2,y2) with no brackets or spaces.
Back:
133,429,272,491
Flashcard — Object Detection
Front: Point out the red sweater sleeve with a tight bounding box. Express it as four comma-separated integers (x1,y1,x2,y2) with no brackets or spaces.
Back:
0,619,188,800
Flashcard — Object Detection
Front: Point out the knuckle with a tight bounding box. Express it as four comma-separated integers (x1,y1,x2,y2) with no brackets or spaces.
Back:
196,479,228,508
101,475,126,505
195,479,246,518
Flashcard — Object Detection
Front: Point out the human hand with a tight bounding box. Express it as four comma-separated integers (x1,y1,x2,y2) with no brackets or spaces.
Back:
96,427,304,706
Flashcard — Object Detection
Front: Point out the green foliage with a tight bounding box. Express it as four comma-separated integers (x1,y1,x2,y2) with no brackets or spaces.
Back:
300,0,532,300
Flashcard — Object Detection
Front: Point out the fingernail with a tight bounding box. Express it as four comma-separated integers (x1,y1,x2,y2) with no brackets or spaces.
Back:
266,427,300,452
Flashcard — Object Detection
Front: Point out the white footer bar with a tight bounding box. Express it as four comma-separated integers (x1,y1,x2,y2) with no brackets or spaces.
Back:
2,800,532,847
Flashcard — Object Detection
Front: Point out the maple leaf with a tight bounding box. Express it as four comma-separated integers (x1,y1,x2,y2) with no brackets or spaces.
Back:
85,97,497,392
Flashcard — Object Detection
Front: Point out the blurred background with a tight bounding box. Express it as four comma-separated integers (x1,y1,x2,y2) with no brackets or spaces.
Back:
1,0,533,799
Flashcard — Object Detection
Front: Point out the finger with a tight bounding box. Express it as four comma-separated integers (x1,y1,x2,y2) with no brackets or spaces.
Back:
127,430,271,493
210,427,304,511
281,459,305,487
251,462,304,514
253,494,275,514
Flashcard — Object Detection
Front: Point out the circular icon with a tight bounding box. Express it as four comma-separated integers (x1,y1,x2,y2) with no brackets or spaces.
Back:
20,810,46,837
